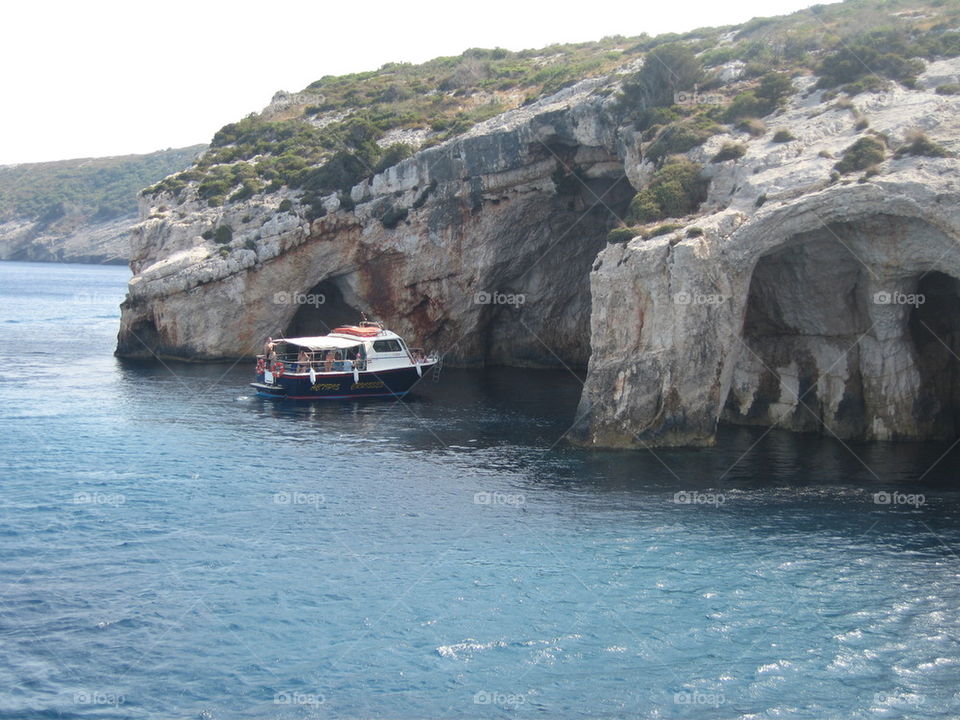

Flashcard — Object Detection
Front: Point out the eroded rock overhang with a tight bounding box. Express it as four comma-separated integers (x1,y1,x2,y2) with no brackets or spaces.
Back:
116,81,633,367
572,180,960,447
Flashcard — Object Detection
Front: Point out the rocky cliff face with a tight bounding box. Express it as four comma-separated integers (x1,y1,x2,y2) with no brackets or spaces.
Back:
117,78,632,365
118,57,960,447
0,216,130,264
572,59,960,447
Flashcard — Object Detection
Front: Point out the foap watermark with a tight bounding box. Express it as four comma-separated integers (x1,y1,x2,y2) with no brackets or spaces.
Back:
872,290,924,307
71,291,127,306
674,490,726,507
74,690,125,707
474,491,525,507
473,690,526,707
474,291,525,307
873,491,925,508
74,491,126,507
674,291,726,306
272,91,327,107
273,491,325,509
273,291,325,307
874,690,925,706
674,690,725,708
274,690,326,707
674,89,724,107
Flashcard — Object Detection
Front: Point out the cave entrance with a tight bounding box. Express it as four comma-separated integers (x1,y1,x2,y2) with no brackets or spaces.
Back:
474,144,634,369
724,231,871,437
908,271,960,439
284,278,361,337
115,317,161,358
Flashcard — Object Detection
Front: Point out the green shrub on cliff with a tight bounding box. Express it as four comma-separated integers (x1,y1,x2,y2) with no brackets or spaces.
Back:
633,106,681,134
841,75,890,97
299,151,373,196
229,178,264,203
737,118,767,137
711,142,746,163
619,43,703,111
648,222,683,237
606,226,643,244
380,205,409,229
193,162,260,206
374,143,415,173
646,114,722,164
724,72,793,121
627,159,708,223
724,91,762,121
834,136,886,174
815,30,927,89
755,72,793,107
214,225,233,244
894,131,952,158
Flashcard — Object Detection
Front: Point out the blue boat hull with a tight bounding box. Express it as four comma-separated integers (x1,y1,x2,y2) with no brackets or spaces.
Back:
251,363,433,400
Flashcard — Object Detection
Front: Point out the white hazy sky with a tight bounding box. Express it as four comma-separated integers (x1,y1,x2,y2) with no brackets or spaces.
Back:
1,0,828,165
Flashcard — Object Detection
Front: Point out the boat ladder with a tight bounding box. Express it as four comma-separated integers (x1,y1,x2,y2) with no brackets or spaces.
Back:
432,354,444,382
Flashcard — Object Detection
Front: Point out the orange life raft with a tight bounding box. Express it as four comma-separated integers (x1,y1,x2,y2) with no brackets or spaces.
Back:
332,325,382,337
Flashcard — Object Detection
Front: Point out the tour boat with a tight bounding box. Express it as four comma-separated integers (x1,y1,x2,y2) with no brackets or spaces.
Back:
251,321,439,400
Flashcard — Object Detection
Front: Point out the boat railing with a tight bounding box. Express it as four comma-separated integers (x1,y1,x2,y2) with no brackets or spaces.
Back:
258,352,360,374
257,349,437,375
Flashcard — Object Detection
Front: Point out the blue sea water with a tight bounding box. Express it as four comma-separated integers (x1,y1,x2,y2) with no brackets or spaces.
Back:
1,260,959,719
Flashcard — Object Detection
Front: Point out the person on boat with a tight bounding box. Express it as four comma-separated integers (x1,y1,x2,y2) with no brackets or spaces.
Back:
324,350,335,372
352,345,366,371
264,337,277,361
297,348,311,372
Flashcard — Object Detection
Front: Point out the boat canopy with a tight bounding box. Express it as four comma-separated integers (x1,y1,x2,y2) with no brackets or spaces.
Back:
279,336,363,350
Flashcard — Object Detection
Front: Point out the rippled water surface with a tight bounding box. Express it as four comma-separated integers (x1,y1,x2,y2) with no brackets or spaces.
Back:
1,261,959,719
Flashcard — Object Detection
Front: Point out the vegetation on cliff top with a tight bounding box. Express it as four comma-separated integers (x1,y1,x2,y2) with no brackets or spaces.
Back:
148,39,647,209
626,159,709,224
146,0,960,213
0,146,205,224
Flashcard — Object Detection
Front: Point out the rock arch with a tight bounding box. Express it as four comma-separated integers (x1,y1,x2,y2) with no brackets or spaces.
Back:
723,230,873,438
720,214,960,441
116,97,632,368
573,182,960,447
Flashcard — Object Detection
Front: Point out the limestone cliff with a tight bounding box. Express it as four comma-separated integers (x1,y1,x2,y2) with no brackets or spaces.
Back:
117,15,960,447
117,79,632,366
573,59,960,446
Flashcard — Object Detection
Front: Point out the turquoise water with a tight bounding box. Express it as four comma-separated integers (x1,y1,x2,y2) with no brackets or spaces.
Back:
1,260,959,719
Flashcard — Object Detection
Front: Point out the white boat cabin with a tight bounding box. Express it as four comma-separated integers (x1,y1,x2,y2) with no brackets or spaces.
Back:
263,325,428,376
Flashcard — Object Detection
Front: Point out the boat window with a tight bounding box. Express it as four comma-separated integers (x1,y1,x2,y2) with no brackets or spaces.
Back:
372,339,402,353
